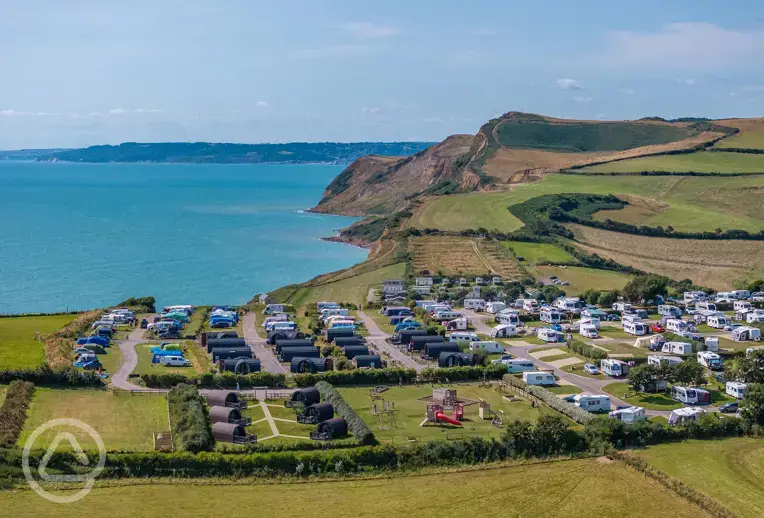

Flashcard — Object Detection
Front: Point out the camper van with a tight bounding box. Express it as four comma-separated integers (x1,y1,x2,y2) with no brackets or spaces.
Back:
573,394,611,413
491,324,517,338
671,386,710,405
661,341,693,355
623,321,648,336
648,355,684,367
538,328,564,343
734,300,753,313
706,314,731,329
732,327,762,342
600,359,630,377
697,351,723,370
485,302,507,314
726,382,747,399
469,341,504,354
658,305,683,318
540,307,565,324
463,299,486,311
160,355,191,367
609,406,647,423
579,323,599,339
448,332,479,343
522,371,556,386
517,299,540,312
505,360,537,373
666,319,691,334
263,304,286,315
496,310,521,326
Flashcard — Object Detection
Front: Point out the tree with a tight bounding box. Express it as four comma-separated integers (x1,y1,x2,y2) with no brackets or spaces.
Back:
541,285,565,302
725,350,764,384
627,364,659,392
740,383,764,427
622,274,669,303
598,290,619,308
671,359,706,386
531,414,572,455
580,289,601,306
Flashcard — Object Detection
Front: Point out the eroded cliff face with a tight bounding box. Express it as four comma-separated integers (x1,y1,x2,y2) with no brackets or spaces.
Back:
312,134,478,216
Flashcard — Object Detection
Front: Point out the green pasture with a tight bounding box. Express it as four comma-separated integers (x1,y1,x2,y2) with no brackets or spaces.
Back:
501,241,578,265
578,150,764,173
0,314,76,369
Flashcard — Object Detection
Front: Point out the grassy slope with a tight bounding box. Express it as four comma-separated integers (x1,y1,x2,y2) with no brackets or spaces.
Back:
410,174,764,233
0,459,709,517
715,130,764,150
639,438,764,518
501,241,578,265
18,389,168,451
0,314,77,369
531,265,632,295
579,150,764,173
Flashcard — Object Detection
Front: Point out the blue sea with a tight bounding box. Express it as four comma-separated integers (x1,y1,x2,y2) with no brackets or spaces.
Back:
0,161,367,314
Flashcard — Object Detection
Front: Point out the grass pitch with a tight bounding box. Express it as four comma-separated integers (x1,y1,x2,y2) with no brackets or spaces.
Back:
0,314,76,369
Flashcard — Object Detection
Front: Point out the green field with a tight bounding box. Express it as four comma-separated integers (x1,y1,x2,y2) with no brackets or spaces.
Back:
0,458,709,517
562,362,605,379
533,266,632,295
18,389,168,452
411,174,764,233
579,150,764,173
240,402,319,444
0,314,77,369
338,383,555,444
715,130,764,150
132,344,198,376
639,438,764,518
98,346,124,376
602,382,682,410
501,241,577,265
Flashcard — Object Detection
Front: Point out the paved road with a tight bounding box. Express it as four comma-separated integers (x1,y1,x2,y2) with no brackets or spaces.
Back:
357,310,425,372
242,312,287,374
111,326,150,391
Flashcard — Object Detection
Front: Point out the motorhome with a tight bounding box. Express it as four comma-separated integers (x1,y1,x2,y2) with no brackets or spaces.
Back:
448,332,479,343
706,314,731,329
262,304,286,315
491,324,517,338
726,382,747,399
320,308,350,321
522,371,556,386
730,290,751,300
623,321,648,336
746,346,764,357
734,300,753,313
666,318,691,334
496,310,521,326
746,311,764,324
600,359,630,377
696,301,717,313
540,307,565,324
609,406,647,423
648,355,683,367
611,302,633,313
463,299,487,311
697,351,723,370
732,327,762,342
445,318,468,331
683,291,709,303
433,310,462,322
505,360,537,373
485,302,507,314
573,394,611,413
469,341,503,354
661,341,693,355
517,299,540,312
537,328,564,343
553,297,583,313
658,305,683,318
579,323,599,339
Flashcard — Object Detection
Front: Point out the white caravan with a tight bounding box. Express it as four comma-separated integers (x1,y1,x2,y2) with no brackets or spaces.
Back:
697,351,723,370
600,359,630,377
573,394,611,413
732,327,762,342
579,323,599,339
726,382,747,399
666,319,691,334
661,341,693,355
469,341,503,353
448,332,479,343
505,360,537,373
609,406,647,423
648,355,684,367
522,371,556,386
706,314,731,329
623,321,648,336
538,328,564,343
540,307,565,324
658,305,683,318
496,310,521,326
485,302,507,314
463,299,487,311
491,324,517,338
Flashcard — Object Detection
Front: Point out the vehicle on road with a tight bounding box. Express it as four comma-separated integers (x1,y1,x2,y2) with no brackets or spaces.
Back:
583,363,599,375
719,402,739,414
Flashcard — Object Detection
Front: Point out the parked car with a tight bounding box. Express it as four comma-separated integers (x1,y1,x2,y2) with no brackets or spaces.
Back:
719,402,739,414
583,363,599,375
492,354,515,365
549,276,558,280
715,373,726,383
650,323,665,333
551,324,563,332
607,314,620,321
140,319,148,329
82,360,102,370
724,323,743,332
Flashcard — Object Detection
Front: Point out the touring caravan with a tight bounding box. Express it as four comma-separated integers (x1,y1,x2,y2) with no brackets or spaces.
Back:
433,311,461,322
522,371,556,386
706,314,731,329
746,311,764,324
609,406,647,423
703,337,719,352
554,297,583,313
445,318,468,331
623,321,648,336
648,355,683,367
491,324,517,338
661,341,693,355
505,360,537,373
671,386,710,405
730,290,751,300
485,302,507,314
600,359,630,377
468,341,503,354
537,328,564,343
732,327,762,342
666,319,691,334
683,291,709,303
263,304,286,315
540,307,565,324
262,314,288,328
496,310,521,326
573,394,611,413
317,302,340,311
463,299,486,311
668,407,706,425
696,301,717,313
726,382,747,399
658,305,683,318
611,302,632,313
320,308,349,321
734,300,753,313
517,299,540,312
448,332,479,343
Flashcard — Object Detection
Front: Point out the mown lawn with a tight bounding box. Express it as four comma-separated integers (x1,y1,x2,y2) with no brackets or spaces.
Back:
602,382,682,410
132,344,198,376
98,346,124,376
0,458,710,517
579,150,764,173
18,389,168,452
639,438,764,518
0,314,77,369
501,241,578,265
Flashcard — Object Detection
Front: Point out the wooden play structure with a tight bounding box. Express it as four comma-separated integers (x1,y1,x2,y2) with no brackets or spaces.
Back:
478,399,504,428
420,388,466,427
369,386,397,430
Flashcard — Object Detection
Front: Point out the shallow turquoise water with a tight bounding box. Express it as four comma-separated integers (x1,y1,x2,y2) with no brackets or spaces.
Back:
0,161,366,314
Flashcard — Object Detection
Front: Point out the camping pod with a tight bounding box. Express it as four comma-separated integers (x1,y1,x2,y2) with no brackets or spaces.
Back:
274,338,314,354
334,336,364,348
423,342,459,359
208,406,251,426
211,347,253,362
280,346,320,362
343,345,369,359
409,334,445,352
354,354,383,369
438,352,479,367
297,402,334,424
288,387,321,407
394,328,427,345
202,331,238,347
310,417,348,440
326,327,355,343
206,338,246,353
206,391,247,410
290,357,333,373
219,357,261,374
211,422,255,444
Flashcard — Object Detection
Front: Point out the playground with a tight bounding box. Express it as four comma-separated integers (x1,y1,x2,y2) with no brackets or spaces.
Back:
338,382,555,444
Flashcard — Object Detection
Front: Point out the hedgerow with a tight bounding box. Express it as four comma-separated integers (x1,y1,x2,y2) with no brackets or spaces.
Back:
566,340,607,360
0,365,102,386
0,381,35,447
168,384,213,453
314,381,374,445
294,368,416,387
141,371,286,388
420,363,507,382
502,374,596,425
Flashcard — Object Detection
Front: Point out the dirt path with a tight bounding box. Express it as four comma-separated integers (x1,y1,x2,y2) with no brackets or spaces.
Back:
470,241,498,275
242,312,286,374
356,310,424,372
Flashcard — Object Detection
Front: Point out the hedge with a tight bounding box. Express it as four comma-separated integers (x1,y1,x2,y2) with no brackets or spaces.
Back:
566,340,607,360
294,368,417,388
0,381,35,447
502,374,596,425
141,371,286,389
0,365,102,386
420,363,507,382
314,381,374,445
168,384,213,453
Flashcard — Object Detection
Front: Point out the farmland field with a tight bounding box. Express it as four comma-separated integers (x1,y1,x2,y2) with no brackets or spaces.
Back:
410,174,764,233
0,457,709,517
501,241,577,265
568,224,764,289
715,131,764,150
639,438,764,518
578,150,764,173
408,236,520,278
532,265,632,295
18,389,168,452
0,314,76,369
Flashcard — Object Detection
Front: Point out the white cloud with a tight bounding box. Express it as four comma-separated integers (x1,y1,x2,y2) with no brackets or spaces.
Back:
109,108,129,115
135,108,165,113
619,88,636,95
88,111,101,117
0,109,26,116
573,96,593,103
362,107,380,115
729,91,737,97
676,78,695,86
600,22,764,68
256,101,268,109
291,45,367,60
556,78,583,90
337,22,398,38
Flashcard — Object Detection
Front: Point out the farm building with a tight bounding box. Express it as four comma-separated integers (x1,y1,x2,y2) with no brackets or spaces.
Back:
334,336,364,348
219,357,261,374
354,354,383,368
211,347,253,362
310,417,348,440
209,406,252,426
205,337,246,353
280,346,320,362
290,357,333,373
326,327,355,343
343,345,370,359
422,342,460,359
409,334,445,351
275,338,314,354
211,422,256,444
206,391,247,410
288,387,321,407
438,351,479,367
297,402,334,424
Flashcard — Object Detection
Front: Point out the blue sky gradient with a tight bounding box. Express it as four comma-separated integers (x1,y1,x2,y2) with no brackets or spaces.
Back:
1,0,763,148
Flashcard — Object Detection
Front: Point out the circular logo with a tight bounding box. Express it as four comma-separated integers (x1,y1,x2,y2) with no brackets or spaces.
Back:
22,418,106,504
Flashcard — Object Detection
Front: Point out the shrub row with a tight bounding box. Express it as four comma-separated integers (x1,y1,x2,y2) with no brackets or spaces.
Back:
168,384,213,453
0,381,35,447
294,368,417,388
314,381,374,445
566,340,607,360
420,363,507,382
502,374,596,425
141,371,286,388
0,365,102,386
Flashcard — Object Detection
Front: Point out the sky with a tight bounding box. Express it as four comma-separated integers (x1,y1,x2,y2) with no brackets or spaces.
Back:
2,0,764,149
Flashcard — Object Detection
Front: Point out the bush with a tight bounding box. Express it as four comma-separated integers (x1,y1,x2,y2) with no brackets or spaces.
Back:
141,372,286,388
566,340,607,360
314,381,374,444
0,365,102,386
502,374,596,425
294,368,417,387
168,384,213,453
0,381,35,446
419,364,507,382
